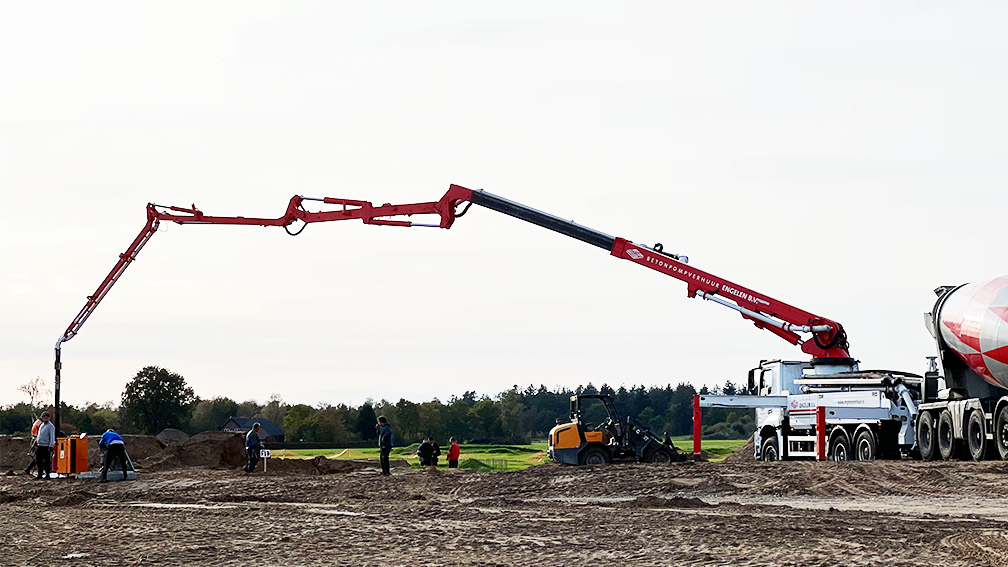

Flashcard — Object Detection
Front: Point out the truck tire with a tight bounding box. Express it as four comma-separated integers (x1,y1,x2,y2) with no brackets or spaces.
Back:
997,406,1008,461
917,411,937,461
829,431,851,461
761,435,780,461
647,448,673,464
938,409,957,461
854,428,876,461
579,447,611,466
967,409,987,462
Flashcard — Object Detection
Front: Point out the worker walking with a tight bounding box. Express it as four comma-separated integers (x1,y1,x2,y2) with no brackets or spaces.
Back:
35,412,55,480
377,416,393,476
24,415,43,475
99,429,129,483
447,437,460,469
245,423,262,473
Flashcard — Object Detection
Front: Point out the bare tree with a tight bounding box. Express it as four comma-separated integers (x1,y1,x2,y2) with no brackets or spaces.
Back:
18,375,51,408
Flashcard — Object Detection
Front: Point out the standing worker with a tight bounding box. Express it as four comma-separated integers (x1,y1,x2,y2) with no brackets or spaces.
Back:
447,437,460,469
35,412,55,480
23,415,43,475
377,416,393,476
245,423,262,473
417,438,434,467
99,429,129,483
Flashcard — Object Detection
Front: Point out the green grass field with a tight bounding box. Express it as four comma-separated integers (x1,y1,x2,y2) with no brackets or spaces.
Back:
278,437,747,470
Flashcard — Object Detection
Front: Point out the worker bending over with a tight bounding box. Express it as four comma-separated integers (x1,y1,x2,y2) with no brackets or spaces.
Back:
99,429,128,483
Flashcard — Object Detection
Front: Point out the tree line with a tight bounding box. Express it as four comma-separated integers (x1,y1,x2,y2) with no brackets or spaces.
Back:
2,366,756,444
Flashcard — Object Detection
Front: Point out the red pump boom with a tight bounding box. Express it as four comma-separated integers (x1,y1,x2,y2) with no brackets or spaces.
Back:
53,184,849,432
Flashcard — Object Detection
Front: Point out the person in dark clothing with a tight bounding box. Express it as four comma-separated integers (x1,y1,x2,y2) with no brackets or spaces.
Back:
430,437,441,467
99,429,129,483
377,416,393,476
416,438,435,466
245,423,262,473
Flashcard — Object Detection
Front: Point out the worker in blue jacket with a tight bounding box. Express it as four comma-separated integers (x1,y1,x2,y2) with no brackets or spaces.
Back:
99,429,128,483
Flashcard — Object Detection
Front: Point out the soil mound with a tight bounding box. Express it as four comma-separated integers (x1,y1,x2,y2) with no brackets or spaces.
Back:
0,436,33,470
156,428,190,446
135,432,245,471
256,456,374,475
87,434,164,469
721,434,755,463
623,495,711,509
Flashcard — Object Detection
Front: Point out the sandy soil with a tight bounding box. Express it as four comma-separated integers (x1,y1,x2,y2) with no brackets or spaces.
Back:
4,438,1008,566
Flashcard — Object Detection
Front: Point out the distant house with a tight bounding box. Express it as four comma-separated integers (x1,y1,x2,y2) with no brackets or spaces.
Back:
219,417,285,443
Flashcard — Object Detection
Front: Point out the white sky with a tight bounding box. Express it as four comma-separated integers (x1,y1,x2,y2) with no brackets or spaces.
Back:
2,2,1006,409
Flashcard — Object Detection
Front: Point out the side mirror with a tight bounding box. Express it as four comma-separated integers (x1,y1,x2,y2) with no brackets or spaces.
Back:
747,369,756,393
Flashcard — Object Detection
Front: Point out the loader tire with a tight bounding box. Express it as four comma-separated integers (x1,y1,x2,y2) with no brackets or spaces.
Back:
967,409,987,462
647,448,673,464
917,411,937,461
996,406,1008,461
579,447,610,466
938,409,957,461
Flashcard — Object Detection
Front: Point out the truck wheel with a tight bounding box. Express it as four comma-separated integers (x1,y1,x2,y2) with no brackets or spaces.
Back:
967,409,987,462
854,428,876,461
938,409,957,461
760,435,780,461
996,406,1008,461
579,447,610,466
917,411,937,461
648,448,673,464
829,431,851,461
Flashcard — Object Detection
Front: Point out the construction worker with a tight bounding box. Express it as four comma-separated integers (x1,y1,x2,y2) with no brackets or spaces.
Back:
377,416,393,476
35,412,55,480
417,438,435,467
99,429,129,483
245,423,262,473
24,415,43,475
446,437,460,469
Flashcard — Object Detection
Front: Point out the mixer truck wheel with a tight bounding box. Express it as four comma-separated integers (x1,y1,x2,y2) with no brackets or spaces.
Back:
854,428,876,461
760,436,780,461
917,411,937,461
996,406,1008,461
967,409,987,462
938,409,957,461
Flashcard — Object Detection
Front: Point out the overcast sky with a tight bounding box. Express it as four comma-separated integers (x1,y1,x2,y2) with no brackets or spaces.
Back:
2,2,1006,410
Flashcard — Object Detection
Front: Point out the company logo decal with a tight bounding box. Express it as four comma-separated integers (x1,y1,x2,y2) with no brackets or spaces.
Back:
791,399,798,408
627,248,644,260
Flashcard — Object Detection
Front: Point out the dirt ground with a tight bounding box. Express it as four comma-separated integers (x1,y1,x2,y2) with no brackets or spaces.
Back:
4,437,1008,566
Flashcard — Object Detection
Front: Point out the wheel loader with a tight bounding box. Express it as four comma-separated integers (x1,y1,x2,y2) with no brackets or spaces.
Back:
548,394,689,465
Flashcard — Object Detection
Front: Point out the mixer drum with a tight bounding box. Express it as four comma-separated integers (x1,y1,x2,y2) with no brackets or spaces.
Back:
937,276,1008,390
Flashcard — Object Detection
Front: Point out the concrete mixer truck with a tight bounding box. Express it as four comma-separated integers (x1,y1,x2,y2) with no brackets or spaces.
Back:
919,276,1008,461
